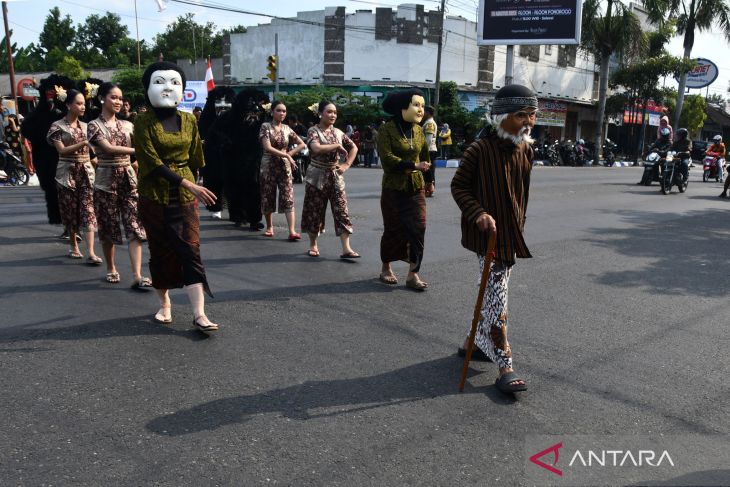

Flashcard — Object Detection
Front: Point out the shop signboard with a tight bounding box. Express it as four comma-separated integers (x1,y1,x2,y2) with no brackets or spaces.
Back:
477,0,582,45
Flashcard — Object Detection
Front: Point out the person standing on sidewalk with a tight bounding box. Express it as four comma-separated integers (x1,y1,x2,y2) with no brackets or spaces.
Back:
422,106,438,197
451,84,537,395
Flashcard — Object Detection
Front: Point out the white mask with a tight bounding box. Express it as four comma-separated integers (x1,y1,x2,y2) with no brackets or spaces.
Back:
147,69,184,108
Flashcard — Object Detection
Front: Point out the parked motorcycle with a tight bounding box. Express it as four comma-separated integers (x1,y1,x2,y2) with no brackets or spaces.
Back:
602,139,617,167
661,151,689,194
547,140,561,166
0,141,29,186
702,155,724,182
560,140,576,166
639,151,664,185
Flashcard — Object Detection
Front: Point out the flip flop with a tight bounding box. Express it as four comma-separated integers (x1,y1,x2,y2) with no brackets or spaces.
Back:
495,371,528,394
307,249,320,257
68,250,83,259
263,229,274,237
131,276,153,291
288,232,302,241
405,278,428,291
154,307,172,324
339,251,361,259
86,255,103,266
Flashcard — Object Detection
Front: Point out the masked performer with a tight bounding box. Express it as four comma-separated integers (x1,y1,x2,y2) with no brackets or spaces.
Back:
207,89,269,230
134,62,219,334
198,86,234,220
376,89,431,291
88,82,150,289
47,88,102,263
21,75,74,229
301,100,359,258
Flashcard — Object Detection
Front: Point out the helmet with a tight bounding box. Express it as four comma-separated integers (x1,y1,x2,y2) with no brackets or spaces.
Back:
714,135,723,143
660,127,670,137
676,128,688,140
578,139,584,145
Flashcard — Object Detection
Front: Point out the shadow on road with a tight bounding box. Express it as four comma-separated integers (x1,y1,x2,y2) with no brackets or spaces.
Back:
585,208,730,296
146,357,512,436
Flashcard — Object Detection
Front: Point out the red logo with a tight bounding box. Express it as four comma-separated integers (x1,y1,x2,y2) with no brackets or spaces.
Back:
529,442,563,476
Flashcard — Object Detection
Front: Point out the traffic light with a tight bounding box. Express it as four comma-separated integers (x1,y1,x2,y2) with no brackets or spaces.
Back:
267,55,277,81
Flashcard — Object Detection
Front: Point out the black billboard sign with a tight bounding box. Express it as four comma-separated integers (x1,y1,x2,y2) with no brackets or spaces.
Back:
477,0,582,45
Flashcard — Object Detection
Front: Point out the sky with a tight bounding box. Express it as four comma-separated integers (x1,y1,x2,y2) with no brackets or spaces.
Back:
3,0,728,100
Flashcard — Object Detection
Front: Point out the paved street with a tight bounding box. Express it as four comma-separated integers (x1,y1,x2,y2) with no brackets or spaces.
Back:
1,165,729,486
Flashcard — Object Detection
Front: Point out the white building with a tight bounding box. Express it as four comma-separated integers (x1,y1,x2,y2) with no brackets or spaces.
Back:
226,4,599,140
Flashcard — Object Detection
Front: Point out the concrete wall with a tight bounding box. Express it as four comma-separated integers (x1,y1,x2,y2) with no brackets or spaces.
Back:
229,10,325,84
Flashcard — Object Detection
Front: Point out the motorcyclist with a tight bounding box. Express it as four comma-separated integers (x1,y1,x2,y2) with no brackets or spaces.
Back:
638,127,672,184
574,139,587,165
708,135,730,197
671,128,692,182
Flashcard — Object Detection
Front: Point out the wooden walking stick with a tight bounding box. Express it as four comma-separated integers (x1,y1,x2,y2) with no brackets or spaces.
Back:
459,231,497,392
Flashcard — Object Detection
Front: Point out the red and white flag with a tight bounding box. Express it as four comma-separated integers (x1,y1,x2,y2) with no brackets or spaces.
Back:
205,58,215,92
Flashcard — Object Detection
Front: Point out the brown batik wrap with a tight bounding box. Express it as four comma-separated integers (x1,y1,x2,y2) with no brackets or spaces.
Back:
470,257,513,369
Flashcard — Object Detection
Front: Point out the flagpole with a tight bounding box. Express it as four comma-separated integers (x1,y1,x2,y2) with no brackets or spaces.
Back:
134,0,141,69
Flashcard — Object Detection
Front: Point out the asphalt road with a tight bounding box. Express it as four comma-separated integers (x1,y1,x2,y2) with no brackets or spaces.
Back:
1,165,729,486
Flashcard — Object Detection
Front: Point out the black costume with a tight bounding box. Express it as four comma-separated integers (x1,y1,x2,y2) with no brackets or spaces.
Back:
206,89,269,229
198,86,235,214
20,75,74,224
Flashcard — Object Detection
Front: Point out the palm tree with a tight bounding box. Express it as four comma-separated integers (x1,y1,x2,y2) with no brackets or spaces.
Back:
642,0,730,131
581,0,646,162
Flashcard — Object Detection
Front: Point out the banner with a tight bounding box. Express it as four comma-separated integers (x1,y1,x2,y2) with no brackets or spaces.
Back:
179,81,207,112
623,100,665,126
537,100,567,127
477,0,582,45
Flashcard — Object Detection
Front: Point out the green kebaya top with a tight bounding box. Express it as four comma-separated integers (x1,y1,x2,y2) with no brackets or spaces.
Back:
376,120,430,193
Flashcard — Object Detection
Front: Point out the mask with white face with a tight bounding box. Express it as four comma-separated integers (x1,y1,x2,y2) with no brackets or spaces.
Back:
147,69,184,108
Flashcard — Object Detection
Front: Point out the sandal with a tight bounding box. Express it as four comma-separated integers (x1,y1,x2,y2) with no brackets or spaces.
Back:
405,277,428,292
86,255,103,266
154,307,172,324
105,271,121,284
193,316,219,334
307,249,320,257
379,272,398,285
495,371,528,394
131,276,153,291
340,251,361,259
288,232,302,241
263,229,274,237
68,250,83,259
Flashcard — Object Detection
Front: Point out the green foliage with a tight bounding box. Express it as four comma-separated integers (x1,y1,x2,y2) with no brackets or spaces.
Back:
112,68,146,107
54,56,88,80
438,81,459,107
678,95,707,137
278,86,385,130
706,93,727,105
152,13,222,62
13,43,45,72
39,7,75,55
73,13,130,67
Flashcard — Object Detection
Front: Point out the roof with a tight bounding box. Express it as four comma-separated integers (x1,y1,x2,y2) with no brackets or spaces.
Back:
706,104,730,128
0,69,119,97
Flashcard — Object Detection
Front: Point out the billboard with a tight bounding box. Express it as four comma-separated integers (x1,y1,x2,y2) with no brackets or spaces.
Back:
681,58,718,89
537,100,567,127
622,100,665,126
477,0,582,46
178,81,207,112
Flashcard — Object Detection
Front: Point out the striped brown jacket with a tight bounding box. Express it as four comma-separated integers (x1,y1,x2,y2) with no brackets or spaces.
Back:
451,133,532,265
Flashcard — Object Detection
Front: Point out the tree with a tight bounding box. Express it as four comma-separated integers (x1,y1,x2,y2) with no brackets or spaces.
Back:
13,43,45,72
112,68,146,107
679,94,707,138
581,0,646,160
153,14,221,62
55,56,88,80
74,13,130,67
706,93,726,105
39,7,75,56
642,0,730,133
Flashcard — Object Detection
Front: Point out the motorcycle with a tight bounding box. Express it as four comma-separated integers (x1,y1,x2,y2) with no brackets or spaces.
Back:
560,140,576,166
602,139,617,167
702,155,725,182
292,146,309,184
640,151,664,185
0,141,29,186
661,151,689,194
547,140,561,166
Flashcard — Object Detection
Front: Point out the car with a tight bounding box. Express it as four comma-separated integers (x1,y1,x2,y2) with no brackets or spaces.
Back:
691,140,710,161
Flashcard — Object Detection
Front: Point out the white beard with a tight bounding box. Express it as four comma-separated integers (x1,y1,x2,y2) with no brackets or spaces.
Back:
497,125,534,145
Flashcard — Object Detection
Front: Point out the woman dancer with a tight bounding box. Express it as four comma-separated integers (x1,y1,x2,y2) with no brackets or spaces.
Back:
47,88,101,263
88,82,150,288
134,62,218,333
259,101,306,240
376,89,431,291
301,100,359,258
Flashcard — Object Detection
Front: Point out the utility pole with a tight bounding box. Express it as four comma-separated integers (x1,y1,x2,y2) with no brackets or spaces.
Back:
274,33,279,99
505,45,514,85
432,0,446,116
2,2,17,113
134,0,141,69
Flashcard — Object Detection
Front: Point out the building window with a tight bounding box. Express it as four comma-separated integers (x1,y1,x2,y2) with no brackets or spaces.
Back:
545,45,552,55
557,45,576,67
519,45,540,62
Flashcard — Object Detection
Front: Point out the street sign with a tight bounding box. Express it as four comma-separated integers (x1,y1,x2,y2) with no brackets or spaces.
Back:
680,58,718,89
477,0,582,45
17,77,37,101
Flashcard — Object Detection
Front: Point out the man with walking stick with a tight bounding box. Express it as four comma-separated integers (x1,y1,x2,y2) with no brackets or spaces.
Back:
451,85,537,395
